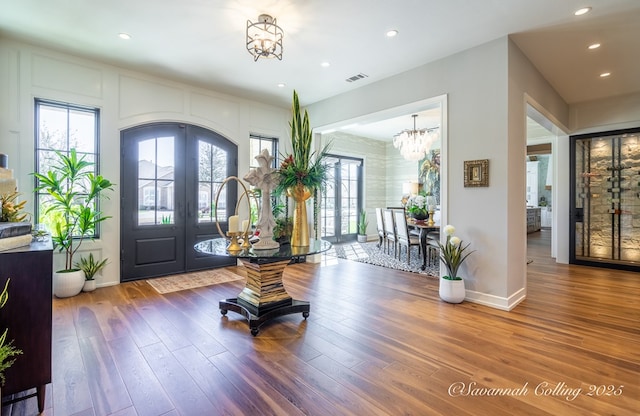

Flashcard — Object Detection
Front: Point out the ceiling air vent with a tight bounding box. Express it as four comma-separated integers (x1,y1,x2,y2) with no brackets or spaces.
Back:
345,73,369,83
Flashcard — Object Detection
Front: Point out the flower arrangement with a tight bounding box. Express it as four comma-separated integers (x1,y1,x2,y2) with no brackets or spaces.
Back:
0,190,28,222
431,224,475,280
407,194,427,217
275,90,330,195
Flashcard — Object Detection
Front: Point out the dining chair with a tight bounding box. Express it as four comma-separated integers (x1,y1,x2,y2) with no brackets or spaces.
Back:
383,209,397,258
375,208,386,250
394,210,421,264
427,230,440,266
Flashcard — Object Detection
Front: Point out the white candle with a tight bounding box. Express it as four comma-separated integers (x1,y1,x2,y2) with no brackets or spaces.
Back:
242,220,249,233
228,215,238,233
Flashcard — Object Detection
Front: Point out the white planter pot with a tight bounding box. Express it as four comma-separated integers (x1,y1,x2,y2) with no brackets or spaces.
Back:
439,276,466,303
54,269,85,298
82,279,97,292
357,234,367,243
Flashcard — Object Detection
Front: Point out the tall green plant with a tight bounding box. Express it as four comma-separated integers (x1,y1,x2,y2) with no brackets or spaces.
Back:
276,90,331,194
358,209,368,235
33,149,115,271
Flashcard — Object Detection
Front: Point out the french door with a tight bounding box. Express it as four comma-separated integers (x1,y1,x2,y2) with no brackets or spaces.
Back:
321,155,363,243
120,123,237,281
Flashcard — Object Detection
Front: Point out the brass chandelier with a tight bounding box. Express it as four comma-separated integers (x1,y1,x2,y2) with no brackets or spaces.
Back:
393,114,439,161
246,14,283,61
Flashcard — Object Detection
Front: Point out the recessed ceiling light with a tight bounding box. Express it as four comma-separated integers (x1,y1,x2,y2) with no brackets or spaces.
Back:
277,83,286,88
600,72,611,78
118,33,131,40
588,43,601,50
321,62,330,68
574,7,592,16
386,30,398,38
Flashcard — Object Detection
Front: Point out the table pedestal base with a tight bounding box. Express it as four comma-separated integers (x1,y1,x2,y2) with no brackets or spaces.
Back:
219,298,310,336
220,257,310,336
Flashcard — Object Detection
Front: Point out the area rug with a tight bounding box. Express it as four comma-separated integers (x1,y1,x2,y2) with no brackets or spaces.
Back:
330,241,439,277
146,268,244,294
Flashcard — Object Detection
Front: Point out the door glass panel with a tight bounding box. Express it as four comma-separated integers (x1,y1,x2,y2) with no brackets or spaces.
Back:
137,136,175,225
198,140,228,223
321,155,362,242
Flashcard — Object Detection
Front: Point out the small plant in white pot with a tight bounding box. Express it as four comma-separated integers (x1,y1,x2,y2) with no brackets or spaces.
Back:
357,209,368,243
75,253,108,292
33,149,114,298
430,224,475,303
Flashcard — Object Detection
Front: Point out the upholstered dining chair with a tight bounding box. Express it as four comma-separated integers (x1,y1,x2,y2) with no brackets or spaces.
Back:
394,210,421,264
427,230,440,266
383,209,397,258
375,208,386,250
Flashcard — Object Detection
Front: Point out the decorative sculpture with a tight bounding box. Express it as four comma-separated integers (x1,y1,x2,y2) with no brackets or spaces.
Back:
243,149,280,249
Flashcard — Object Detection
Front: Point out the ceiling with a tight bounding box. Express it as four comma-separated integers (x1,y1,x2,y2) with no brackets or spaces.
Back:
1,0,639,141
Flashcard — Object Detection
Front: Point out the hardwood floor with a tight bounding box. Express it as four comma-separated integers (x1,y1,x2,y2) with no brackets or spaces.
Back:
3,230,638,415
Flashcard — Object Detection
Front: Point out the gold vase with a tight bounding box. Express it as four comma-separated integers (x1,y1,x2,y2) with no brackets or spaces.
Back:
288,184,312,247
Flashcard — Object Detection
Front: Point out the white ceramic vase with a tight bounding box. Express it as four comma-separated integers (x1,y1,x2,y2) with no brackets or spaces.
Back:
82,279,97,292
53,269,85,298
439,276,466,303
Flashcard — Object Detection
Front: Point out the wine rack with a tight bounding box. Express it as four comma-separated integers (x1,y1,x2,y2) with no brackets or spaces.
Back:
570,127,640,271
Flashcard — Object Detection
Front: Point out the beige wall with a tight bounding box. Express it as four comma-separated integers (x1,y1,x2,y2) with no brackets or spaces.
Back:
570,92,640,133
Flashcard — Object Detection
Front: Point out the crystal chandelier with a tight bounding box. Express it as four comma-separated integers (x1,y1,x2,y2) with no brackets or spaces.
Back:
246,14,283,61
393,114,439,161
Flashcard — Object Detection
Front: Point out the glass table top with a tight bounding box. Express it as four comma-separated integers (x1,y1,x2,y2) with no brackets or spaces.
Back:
195,238,332,259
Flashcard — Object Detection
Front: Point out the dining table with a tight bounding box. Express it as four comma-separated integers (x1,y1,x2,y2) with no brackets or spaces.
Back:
407,219,440,270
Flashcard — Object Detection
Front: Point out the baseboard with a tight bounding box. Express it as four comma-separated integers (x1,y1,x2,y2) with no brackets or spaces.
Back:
464,287,527,311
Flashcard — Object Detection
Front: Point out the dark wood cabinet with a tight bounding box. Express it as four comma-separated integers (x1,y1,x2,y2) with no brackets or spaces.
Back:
0,237,53,413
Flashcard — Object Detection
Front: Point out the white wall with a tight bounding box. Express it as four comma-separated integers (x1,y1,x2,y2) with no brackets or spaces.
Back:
309,37,570,310
0,38,289,287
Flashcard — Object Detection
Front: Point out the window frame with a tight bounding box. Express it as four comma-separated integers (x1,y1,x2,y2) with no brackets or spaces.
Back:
249,134,279,170
34,98,101,238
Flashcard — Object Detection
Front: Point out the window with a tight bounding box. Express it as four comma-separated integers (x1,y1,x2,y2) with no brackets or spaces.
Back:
249,134,278,169
35,99,100,235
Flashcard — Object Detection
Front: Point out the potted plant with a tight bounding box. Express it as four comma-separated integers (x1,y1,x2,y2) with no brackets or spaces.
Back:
0,279,23,390
273,216,293,244
75,253,108,292
276,90,331,247
33,149,114,298
357,209,368,243
430,224,475,303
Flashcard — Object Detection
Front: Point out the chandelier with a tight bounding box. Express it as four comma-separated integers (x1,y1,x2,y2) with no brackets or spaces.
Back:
246,14,283,61
393,114,439,161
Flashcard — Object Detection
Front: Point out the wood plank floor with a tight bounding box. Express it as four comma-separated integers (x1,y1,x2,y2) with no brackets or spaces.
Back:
3,230,639,415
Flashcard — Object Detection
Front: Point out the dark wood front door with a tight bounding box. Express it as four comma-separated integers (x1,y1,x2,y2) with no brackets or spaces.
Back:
120,123,237,281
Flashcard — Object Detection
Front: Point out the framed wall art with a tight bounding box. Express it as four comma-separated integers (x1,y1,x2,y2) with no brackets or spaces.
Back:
463,159,489,187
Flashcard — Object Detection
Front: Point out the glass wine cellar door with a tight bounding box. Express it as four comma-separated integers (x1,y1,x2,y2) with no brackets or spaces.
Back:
570,127,640,271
